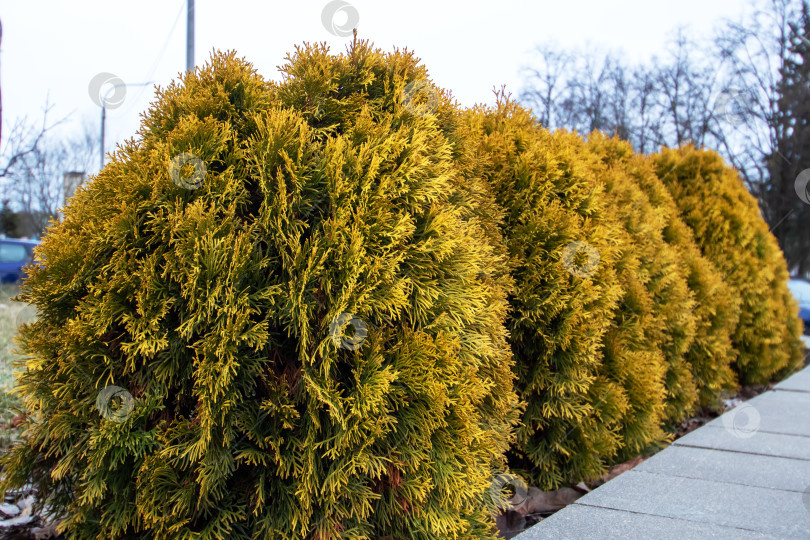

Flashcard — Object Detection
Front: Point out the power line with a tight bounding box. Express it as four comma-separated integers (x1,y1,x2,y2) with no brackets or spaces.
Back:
118,0,184,118
144,0,185,86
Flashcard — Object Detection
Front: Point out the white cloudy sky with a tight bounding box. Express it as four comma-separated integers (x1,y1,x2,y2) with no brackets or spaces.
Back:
1,0,752,174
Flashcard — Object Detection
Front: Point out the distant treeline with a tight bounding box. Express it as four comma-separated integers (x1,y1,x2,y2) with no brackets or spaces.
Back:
0,200,49,239
520,0,810,277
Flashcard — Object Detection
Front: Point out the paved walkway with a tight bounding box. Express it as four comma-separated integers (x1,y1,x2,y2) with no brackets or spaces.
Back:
515,364,810,539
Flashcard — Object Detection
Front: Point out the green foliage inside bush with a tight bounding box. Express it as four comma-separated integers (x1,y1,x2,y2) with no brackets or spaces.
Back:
0,47,520,540
654,145,803,385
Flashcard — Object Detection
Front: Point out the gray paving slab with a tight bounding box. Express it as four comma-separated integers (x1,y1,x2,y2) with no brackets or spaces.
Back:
749,387,810,406
774,368,810,393
513,503,784,540
674,423,810,460
635,444,810,492
568,470,810,538
704,390,810,437
517,366,810,539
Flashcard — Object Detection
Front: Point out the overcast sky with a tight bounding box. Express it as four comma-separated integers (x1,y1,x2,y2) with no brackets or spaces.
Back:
1,0,754,174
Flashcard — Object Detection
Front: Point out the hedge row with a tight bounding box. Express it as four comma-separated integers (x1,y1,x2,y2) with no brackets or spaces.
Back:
653,146,804,385
0,43,803,539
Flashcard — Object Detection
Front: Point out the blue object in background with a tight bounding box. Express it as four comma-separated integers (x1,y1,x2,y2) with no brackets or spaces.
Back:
788,279,810,337
800,305,810,332
0,238,40,284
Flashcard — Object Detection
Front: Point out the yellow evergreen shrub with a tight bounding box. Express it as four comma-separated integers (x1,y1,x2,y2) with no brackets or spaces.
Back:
586,133,705,424
630,153,739,409
0,48,521,540
654,145,803,385
572,137,670,455
465,97,675,487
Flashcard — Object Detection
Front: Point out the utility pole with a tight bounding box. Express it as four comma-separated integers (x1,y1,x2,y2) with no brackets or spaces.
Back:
100,105,106,170
99,82,152,170
186,0,194,73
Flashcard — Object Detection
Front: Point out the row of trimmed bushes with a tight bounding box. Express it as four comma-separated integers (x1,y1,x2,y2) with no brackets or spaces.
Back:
0,43,803,539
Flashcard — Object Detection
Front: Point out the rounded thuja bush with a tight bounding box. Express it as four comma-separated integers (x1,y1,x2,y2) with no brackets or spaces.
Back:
464,98,633,489
0,48,520,540
654,145,803,385
586,134,701,424
572,138,671,460
629,152,739,410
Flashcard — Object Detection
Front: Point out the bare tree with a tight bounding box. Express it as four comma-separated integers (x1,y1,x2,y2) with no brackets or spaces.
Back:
520,44,573,128
653,30,718,149
520,34,719,153
520,0,810,275
765,1,810,275
703,0,810,276
522,45,643,141
630,66,661,154
709,0,803,196
1,107,98,236
0,103,63,179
